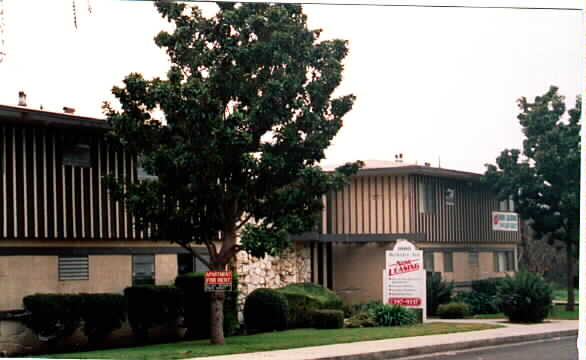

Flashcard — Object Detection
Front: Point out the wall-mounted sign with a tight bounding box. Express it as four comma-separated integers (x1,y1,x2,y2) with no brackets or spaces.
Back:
204,271,233,292
383,239,426,321
492,212,519,232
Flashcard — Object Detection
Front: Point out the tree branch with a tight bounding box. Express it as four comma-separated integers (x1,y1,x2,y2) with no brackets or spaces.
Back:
235,213,253,230
178,243,211,269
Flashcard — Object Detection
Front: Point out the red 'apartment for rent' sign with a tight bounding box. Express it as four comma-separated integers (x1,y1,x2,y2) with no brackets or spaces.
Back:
204,271,233,292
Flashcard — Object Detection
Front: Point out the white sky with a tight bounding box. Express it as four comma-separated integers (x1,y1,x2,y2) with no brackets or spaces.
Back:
0,0,582,173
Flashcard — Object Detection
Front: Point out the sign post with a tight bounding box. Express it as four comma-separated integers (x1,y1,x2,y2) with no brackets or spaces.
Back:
204,270,233,292
383,239,427,322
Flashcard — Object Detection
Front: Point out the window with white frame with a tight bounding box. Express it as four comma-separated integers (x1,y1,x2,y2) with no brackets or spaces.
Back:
419,182,436,213
494,251,515,272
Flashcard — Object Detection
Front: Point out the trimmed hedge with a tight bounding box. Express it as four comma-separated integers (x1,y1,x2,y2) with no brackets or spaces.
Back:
345,311,377,328
23,294,82,340
78,293,126,345
437,302,471,319
312,310,344,329
174,272,239,339
244,288,288,333
124,285,184,342
276,283,343,329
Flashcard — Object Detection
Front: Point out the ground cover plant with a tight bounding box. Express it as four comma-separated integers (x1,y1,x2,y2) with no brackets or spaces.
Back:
41,323,502,360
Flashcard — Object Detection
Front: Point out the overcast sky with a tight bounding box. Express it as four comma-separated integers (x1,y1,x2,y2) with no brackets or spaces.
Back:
0,0,582,173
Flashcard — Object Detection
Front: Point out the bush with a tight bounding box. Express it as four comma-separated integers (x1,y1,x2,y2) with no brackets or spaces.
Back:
345,311,377,328
174,272,239,339
78,293,126,345
311,310,344,329
496,271,553,323
23,294,82,340
276,283,343,329
277,283,343,310
371,304,418,327
437,302,471,319
124,285,184,342
472,278,504,296
278,292,322,328
453,291,499,315
244,288,288,333
426,272,453,316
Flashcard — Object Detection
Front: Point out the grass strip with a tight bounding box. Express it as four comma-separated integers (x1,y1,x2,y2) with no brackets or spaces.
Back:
41,322,500,360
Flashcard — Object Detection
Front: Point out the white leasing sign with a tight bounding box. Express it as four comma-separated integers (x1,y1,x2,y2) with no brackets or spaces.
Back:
383,239,427,321
492,211,519,232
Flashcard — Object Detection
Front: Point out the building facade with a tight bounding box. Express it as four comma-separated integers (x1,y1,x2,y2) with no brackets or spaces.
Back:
295,161,521,304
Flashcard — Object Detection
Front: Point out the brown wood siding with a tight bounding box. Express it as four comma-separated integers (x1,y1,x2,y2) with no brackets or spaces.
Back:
326,175,412,235
409,175,521,244
0,123,140,241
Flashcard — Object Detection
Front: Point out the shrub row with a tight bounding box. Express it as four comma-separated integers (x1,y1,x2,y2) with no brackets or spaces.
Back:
23,271,241,346
23,293,126,345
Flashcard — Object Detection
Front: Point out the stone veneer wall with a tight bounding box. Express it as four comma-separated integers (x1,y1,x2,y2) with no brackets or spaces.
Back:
234,242,311,313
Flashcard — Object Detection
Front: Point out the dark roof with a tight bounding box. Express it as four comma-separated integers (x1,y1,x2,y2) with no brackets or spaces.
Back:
355,164,482,182
0,104,110,132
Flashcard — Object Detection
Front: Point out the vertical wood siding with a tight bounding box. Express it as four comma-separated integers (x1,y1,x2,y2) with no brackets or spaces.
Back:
324,173,520,244
325,175,411,234
0,123,139,241
409,175,521,244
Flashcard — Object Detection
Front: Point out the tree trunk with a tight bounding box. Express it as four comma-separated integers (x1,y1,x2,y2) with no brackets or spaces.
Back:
566,242,575,312
210,291,226,345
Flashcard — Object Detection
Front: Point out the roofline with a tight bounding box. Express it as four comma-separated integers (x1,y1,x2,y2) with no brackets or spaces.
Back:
351,165,483,182
0,104,110,132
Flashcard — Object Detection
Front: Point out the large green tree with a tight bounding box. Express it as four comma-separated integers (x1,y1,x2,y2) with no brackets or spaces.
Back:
484,86,581,311
103,1,360,344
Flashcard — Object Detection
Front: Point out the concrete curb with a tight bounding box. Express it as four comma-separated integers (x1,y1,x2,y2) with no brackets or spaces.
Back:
315,330,578,360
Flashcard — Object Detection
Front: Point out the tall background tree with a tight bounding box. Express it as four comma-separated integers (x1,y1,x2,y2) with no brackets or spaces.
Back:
484,86,581,311
103,1,361,344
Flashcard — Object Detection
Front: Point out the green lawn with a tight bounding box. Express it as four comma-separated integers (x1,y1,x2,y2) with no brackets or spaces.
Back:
553,288,579,302
472,304,578,320
40,323,501,360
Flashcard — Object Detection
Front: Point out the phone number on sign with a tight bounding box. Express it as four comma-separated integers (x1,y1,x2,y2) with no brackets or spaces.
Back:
388,297,421,306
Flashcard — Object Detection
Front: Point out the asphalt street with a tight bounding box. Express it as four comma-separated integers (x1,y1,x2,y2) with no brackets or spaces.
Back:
394,336,578,360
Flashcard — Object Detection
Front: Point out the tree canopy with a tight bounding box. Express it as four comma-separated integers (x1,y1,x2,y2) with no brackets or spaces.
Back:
103,1,361,343
483,85,581,309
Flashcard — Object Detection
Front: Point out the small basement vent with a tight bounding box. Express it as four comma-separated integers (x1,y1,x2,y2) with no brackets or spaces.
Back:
58,256,89,281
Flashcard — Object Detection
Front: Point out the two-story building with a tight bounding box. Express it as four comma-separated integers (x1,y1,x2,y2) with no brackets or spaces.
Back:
298,160,520,304
0,104,186,314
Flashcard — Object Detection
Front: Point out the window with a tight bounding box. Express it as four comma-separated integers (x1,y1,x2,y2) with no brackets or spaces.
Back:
443,252,453,272
445,188,455,206
59,256,89,281
63,143,91,167
499,196,515,212
468,251,479,265
132,255,155,285
494,251,515,272
178,253,210,275
423,251,435,272
419,182,436,213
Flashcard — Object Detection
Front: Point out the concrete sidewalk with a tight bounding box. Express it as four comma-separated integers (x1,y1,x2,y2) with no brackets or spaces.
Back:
194,319,578,360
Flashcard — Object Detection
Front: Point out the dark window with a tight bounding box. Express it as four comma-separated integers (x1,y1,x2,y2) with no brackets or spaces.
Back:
468,251,479,265
443,252,453,272
424,251,435,272
63,143,91,167
177,253,210,275
133,255,155,285
419,182,437,213
59,256,89,281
